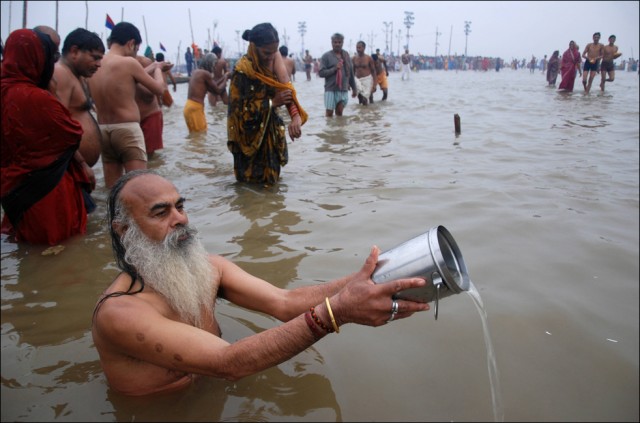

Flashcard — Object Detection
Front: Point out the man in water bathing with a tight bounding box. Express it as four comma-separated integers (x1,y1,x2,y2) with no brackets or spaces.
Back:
599,35,621,92
581,32,604,94
88,22,167,189
52,27,105,211
91,170,429,396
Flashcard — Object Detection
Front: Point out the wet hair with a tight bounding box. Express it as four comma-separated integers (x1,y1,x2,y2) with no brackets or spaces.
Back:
62,27,104,55
155,52,164,61
33,29,57,89
357,40,366,48
331,33,344,41
593,32,601,37
93,169,159,324
279,45,288,56
609,35,616,40
107,22,142,47
242,23,279,47
199,53,217,72
212,46,222,55
107,169,160,281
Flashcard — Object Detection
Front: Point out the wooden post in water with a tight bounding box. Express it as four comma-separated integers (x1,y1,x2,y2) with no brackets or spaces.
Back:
454,113,461,135
22,0,27,29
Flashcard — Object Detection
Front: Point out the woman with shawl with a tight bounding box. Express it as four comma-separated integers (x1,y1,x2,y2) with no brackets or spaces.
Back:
558,41,582,92
227,23,308,185
1,29,91,245
546,50,560,86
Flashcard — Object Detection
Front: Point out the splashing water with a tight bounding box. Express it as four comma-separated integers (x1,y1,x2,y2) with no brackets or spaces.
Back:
467,281,504,422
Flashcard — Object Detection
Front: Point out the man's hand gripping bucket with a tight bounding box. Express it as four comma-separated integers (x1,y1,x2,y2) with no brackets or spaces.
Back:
371,225,470,320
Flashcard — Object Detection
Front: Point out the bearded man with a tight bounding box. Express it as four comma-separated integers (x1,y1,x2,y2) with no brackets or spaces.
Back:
92,169,429,396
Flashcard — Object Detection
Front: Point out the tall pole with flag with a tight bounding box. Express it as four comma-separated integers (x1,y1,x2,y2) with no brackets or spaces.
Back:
105,14,115,30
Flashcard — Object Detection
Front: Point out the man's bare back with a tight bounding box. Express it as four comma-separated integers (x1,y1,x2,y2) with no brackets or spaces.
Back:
89,50,165,124
283,56,296,79
135,56,162,116
207,54,231,106
188,68,227,104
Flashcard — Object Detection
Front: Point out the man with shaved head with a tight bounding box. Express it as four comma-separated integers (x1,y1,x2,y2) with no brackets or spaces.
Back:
91,169,429,395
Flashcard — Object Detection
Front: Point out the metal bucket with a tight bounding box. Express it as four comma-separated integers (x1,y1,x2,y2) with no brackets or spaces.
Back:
371,225,470,319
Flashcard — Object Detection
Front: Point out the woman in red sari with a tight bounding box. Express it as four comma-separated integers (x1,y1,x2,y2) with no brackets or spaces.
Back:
558,41,583,92
1,29,91,245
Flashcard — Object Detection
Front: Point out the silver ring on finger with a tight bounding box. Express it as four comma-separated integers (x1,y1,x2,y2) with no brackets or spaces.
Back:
386,300,399,323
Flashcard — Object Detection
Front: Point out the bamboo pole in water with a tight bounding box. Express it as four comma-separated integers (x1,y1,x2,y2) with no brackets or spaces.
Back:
8,0,13,33
142,15,149,46
84,0,88,30
188,9,195,45
22,0,27,29
176,40,182,71
55,0,58,32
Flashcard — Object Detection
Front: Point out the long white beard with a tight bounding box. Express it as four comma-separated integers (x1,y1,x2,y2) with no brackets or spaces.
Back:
121,222,215,328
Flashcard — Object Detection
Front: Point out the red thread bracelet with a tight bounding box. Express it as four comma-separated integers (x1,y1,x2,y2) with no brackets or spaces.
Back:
310,306,334,333
304,311,323,340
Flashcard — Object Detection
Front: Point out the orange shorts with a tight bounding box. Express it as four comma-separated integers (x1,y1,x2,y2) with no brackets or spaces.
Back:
377,71,388,89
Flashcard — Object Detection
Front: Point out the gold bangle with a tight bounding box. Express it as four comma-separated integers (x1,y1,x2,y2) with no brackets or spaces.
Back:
325,297,339,333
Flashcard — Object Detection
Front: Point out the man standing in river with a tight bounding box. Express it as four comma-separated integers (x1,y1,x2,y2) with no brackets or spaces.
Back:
53,28,105,207
319,33,357,117
600,35,622,92
352,41,377,106
581,32,604,94
88,22,167,189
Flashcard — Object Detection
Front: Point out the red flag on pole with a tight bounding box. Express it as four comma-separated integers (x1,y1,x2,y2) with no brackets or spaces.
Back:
105,14,115,30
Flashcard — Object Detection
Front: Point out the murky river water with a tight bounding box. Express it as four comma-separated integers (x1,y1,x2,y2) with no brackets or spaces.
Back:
2,68,638,421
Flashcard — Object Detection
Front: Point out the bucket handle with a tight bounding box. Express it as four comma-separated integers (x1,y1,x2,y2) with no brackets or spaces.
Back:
432,273,443,320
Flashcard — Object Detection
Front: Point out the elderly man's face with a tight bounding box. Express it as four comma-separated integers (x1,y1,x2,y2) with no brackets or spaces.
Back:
119,174,190,243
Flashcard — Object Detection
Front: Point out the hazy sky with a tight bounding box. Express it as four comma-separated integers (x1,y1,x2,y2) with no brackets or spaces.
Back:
2,1,638,63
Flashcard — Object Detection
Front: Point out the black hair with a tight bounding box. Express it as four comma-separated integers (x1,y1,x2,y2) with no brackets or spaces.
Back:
212,46,222,55
242,22,279,47
62,28,105,55
107,22,142,47
155,52,165,61
93,169,158,325
279,45,288,56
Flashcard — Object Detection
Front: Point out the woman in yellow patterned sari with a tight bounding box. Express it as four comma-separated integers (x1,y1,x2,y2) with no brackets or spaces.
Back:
227,23,308,185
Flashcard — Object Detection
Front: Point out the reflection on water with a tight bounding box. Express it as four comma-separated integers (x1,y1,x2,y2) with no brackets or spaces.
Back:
1,69,638,422
107,364,341,422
